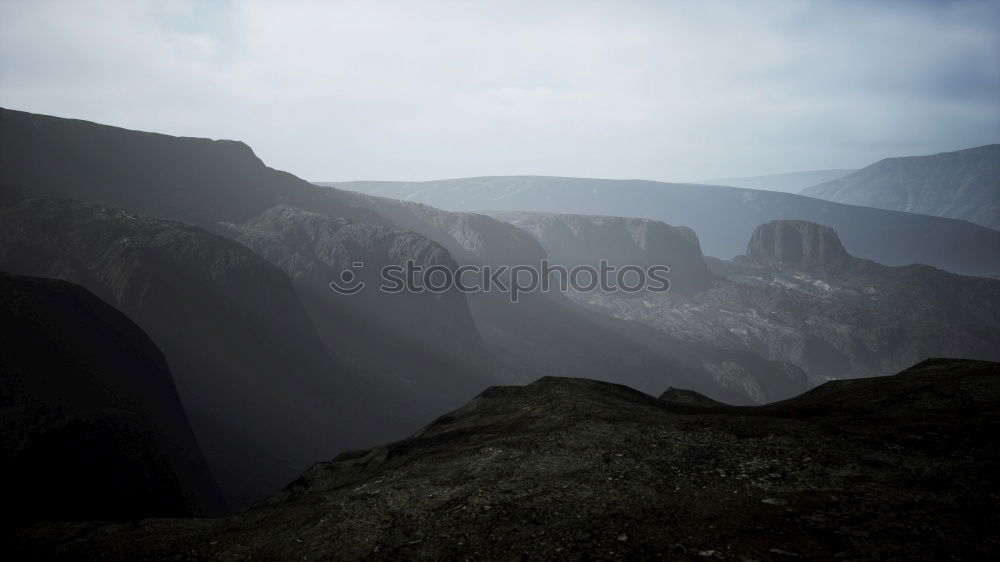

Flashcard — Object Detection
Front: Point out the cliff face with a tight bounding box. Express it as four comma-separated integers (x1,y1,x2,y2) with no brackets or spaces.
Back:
486,212,715,294
0,273,223,523
801,144,1000,230
744,220,851,272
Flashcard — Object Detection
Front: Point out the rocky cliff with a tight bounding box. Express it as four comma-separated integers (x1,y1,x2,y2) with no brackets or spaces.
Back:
743,220,852,272
486,211,715,294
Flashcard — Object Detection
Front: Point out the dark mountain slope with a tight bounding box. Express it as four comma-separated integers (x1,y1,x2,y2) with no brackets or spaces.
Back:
231,204,504,421
760,357,1000,418
16,358,999,560
0,190,393,509
330,175,1000,276
0,273,223,524
801,145,1000,230
0,108,381,227
0,107,502,427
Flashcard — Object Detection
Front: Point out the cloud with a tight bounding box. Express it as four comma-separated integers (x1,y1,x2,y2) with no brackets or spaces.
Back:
1,0,998,181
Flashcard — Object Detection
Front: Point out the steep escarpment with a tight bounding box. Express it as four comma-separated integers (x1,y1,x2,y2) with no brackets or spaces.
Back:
0,190,377,509
487,211,715,294
0,273,223,523
15,359,999,560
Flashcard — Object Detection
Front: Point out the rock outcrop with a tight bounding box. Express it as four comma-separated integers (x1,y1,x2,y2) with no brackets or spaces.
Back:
487,212,715,294
743,219,851,272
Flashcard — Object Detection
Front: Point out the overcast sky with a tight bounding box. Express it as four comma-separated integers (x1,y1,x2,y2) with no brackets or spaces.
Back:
1,0,998,182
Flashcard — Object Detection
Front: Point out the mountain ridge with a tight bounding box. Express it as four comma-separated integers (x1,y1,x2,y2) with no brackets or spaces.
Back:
696,168,856,193
801,144,1000,230
14,358,999,560
329,174,1000,277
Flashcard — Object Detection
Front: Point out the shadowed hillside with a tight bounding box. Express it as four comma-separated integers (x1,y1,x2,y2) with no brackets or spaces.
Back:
14,358,999,560
0,273,224,522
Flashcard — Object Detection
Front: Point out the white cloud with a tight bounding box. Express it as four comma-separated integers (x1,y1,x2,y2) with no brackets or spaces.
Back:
1,0,997,182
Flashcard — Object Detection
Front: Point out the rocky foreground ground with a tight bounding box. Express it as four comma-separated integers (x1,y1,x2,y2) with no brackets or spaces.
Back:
14,358,1000,560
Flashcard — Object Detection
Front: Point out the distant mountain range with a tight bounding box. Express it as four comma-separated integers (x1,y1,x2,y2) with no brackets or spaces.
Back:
801,145,1000,230
328,175,1000,277
696,169,856,193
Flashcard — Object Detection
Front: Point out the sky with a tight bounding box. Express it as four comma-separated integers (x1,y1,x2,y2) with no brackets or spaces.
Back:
1,0,998,183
